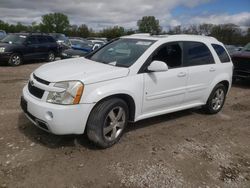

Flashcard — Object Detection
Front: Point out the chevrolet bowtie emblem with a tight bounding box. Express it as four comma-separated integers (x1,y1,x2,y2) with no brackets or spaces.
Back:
30,80,34,86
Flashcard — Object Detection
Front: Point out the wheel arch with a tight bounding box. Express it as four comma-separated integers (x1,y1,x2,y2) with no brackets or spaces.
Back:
205,79,230,104
218,80,230,94
89,93,136,122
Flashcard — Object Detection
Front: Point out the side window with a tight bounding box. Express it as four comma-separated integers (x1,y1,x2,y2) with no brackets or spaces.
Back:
212,44,231,63
37,36,48,43
184,41,215,66
26,36,38,44
152,42,182,68
46,36,56,43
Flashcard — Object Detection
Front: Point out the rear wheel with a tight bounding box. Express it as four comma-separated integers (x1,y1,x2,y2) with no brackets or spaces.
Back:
47,51,55,62
203,84,227,114
86,98,128,148
8,53,22,66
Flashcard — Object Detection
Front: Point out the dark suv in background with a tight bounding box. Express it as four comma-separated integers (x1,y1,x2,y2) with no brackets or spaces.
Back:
0,33,59,66
232,42,250,81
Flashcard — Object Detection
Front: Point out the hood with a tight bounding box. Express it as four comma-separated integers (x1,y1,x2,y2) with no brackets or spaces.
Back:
0,42,21,48
34,57,130,85
0,42,11,47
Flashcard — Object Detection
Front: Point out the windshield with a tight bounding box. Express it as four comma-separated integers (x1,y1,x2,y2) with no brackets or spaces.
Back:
87,38,155,67
2,34,26,44
242,43,250,52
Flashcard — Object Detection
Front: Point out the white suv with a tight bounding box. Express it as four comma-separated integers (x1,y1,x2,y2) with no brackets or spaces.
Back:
21,34,233,148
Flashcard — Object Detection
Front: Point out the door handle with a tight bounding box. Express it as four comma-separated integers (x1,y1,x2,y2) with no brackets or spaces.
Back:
177,72,186,77
209,67,216,72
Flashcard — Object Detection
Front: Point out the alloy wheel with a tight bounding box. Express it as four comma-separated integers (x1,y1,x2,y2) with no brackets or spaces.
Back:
103,106,126,141
211,88,225,111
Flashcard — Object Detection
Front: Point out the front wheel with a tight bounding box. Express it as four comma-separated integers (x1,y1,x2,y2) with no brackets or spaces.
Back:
203,84,227,114
8,53,22,66
86,98,129,148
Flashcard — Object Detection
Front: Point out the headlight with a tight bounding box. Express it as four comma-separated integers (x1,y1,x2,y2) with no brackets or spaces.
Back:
47,81,84,105
0,47,5,53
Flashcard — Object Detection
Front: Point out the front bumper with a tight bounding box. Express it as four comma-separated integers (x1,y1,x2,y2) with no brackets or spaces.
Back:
21,85,95,135
0,52,11,63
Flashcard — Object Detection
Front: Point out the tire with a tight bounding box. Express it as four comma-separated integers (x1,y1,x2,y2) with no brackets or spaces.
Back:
203,83,227,114
8,53,22,66
86,98,129,148
47,51,55,62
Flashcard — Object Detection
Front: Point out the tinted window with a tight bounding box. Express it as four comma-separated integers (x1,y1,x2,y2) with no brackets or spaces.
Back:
46,36,56,43
152,42,182,68
37,36,48,43
2,34,26,44
185,42,214,66
212,44,231,63
26,36,38,44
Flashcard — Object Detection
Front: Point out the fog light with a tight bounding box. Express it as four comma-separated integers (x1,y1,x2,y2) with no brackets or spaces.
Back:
45,111,53,120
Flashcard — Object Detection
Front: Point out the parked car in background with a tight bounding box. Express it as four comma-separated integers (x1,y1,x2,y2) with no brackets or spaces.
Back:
88,39,106,50
87,37,107,43
231,42,250,81
49,33,70,54
61,38,93,59
61,48,89,59
0,33,59,66
21,34,233,148
70,38,93,51
225,45,239,56
0,30,6,40
49,33,70,47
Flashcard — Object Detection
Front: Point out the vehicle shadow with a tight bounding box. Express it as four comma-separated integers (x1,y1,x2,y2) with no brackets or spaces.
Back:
18,108,198,150
126,109,195,133
17,113,99,150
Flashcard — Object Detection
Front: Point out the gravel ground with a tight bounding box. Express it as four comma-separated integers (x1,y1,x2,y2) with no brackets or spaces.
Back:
0,62,250,188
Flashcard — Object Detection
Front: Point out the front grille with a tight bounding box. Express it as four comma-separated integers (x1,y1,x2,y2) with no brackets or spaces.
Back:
232,57,250,70
33,74,50,85
28,82,45,99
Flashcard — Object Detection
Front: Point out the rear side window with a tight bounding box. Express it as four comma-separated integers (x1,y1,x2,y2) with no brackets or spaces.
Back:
184,41,215,66
26,36,38,44
46,36,56,43
212,44,231,63
37,36,48,43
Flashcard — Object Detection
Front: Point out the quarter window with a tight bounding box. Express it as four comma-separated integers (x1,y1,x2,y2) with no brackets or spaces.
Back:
152,42,182,68
212,44,231,63
184,42,214,66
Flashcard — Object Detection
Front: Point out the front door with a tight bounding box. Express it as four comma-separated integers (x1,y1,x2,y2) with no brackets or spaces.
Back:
142,42,188,113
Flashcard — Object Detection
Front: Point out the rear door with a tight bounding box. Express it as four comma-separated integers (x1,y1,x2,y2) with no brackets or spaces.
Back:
24,36,40,60
183,41,217,104
142,42,188,113
36,35,49,58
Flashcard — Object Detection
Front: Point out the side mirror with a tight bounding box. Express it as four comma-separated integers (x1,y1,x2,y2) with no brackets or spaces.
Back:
147,60,168,72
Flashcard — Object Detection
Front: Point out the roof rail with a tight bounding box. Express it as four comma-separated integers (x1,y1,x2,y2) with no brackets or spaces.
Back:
130,33,151,36
151,34,169,38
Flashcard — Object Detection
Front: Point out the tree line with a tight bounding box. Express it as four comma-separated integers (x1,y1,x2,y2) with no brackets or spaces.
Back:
0,13,249,45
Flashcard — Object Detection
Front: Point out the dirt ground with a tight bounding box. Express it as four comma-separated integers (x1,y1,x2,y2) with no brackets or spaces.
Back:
0,62,250,188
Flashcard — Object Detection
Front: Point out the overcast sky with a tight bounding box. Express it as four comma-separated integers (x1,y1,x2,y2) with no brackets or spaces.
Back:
0,0,249,30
